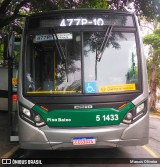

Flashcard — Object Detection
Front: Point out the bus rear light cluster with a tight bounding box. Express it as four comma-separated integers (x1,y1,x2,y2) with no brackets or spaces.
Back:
122,101,147,124
20,106,46,127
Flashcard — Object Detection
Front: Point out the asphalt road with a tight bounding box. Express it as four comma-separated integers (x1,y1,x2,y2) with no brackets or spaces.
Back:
9,115,160,166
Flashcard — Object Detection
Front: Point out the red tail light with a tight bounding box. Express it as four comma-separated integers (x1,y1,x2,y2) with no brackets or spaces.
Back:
12,94,17,101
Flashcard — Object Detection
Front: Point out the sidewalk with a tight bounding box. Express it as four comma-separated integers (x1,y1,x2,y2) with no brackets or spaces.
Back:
0,111,18,158
150,111,160,117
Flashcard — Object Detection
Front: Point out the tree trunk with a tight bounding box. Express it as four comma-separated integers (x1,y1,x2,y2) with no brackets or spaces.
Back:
149,62,157,111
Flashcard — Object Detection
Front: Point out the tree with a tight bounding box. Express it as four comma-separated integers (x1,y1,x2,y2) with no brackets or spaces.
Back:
113,0,160,20
1,0,160,30
0,0,108,31
1,0,160,69
144,25,160,111
0,0,29,29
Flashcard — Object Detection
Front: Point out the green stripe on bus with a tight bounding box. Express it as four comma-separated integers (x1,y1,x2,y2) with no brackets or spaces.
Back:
32,102,135,127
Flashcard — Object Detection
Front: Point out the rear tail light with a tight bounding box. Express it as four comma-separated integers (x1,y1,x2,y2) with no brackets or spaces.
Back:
12,94,17,101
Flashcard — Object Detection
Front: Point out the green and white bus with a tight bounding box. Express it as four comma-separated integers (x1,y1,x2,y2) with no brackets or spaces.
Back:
17,9,149,149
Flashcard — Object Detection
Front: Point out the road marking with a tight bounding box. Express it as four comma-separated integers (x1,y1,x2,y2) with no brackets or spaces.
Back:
0,145,19,159
142,145,158,158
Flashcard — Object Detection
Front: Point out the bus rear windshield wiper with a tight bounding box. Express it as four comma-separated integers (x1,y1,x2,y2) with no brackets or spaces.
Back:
96,25,113,62
50,28,68,82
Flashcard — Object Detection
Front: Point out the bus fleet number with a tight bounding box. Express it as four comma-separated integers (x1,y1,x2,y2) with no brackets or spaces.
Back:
96,114,119,122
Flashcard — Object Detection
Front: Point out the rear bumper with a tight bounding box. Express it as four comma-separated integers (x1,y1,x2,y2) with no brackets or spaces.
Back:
19,113,149,150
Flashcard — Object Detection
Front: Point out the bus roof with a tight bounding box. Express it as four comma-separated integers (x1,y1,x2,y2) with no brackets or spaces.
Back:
27,9,133,19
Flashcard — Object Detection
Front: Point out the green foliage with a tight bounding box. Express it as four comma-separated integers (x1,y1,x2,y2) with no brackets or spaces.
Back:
0,0,160,66
144,25,160,88
0,42,4,64
24,0,109,12
144,25,160,111
78,0,108,9
144,26,160,56
1,0,160,31
147,57,160,87
134,0,160,21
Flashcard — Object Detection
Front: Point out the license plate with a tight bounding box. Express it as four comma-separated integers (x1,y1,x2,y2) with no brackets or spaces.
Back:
72,137,96,145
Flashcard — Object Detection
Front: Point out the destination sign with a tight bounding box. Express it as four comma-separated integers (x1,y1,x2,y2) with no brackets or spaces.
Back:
39,15,134,28
33,33,73,43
